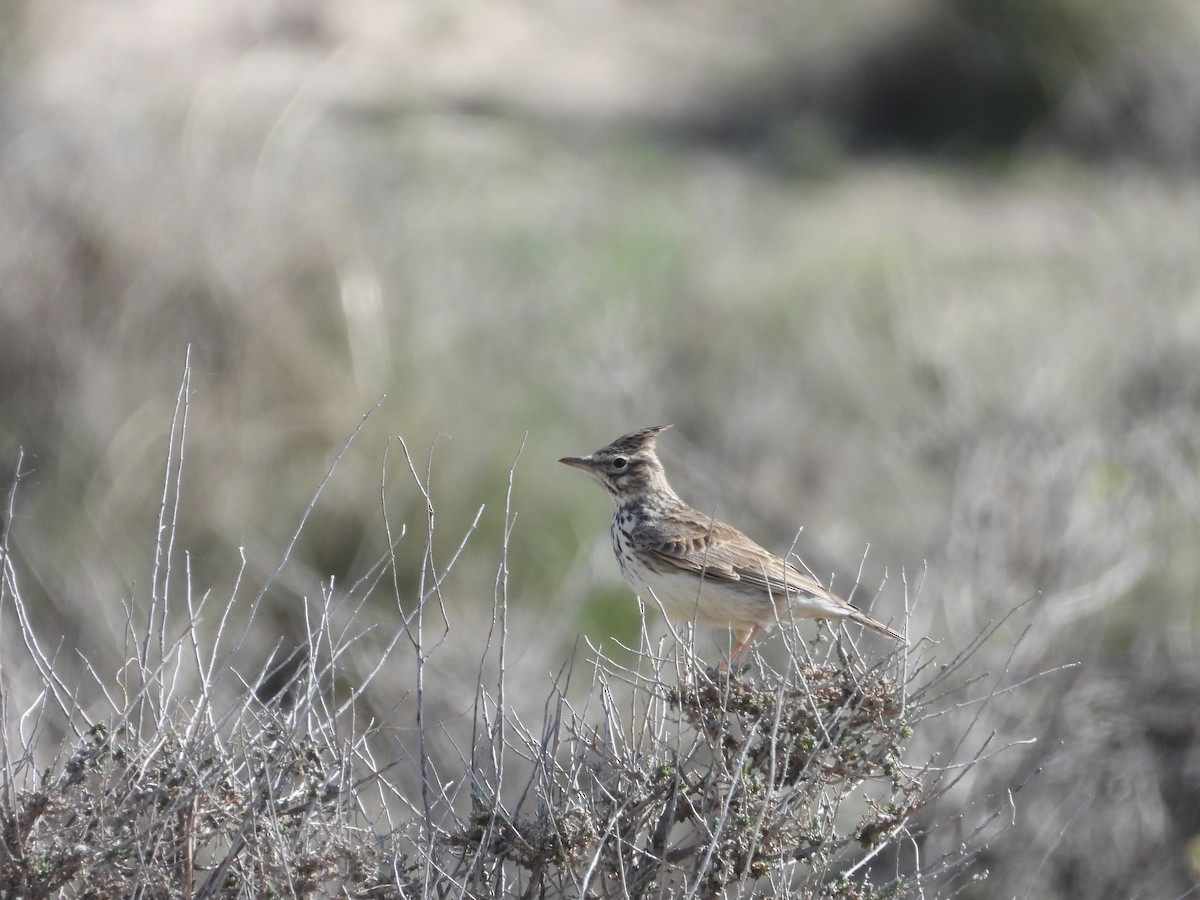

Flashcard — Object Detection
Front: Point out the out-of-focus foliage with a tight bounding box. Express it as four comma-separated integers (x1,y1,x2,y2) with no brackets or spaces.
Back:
2,0,1200,896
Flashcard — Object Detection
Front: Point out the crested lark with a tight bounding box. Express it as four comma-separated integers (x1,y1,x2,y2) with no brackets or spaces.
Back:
560,425,904,668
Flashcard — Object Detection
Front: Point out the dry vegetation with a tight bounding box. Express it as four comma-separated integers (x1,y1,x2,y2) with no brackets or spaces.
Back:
2,0,1200,896
0,391,1044,896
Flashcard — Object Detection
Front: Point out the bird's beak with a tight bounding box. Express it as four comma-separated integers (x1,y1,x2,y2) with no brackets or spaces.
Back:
558,455,594,472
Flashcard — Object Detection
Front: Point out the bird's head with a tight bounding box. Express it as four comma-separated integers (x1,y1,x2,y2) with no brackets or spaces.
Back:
559,425,676,502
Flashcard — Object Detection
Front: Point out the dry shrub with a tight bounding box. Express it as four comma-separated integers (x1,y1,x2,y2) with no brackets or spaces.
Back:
0,365,1042,898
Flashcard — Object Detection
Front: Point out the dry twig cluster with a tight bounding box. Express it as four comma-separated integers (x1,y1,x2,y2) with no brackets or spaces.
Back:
0,369,1033,897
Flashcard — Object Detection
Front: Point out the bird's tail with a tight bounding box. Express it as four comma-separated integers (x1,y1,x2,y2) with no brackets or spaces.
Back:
848,608,906,643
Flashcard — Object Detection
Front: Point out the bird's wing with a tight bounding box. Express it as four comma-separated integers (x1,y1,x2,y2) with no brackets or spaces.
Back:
641,510,906,641
643,514,842,604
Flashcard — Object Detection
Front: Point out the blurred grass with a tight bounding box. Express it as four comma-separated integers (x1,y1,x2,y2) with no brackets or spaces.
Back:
2,0,1200,895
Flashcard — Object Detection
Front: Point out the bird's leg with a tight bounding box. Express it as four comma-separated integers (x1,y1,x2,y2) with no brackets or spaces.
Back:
721,625,763,672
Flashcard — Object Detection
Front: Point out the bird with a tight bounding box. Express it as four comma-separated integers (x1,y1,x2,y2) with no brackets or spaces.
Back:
560,425,904,669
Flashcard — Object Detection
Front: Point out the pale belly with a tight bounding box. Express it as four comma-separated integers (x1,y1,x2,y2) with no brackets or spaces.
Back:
619,558,777,632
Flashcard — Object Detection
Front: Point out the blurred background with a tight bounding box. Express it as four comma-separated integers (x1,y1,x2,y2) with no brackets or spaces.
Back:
2,0,1200,895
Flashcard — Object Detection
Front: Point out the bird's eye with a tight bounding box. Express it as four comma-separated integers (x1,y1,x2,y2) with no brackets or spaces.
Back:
611,457,629,471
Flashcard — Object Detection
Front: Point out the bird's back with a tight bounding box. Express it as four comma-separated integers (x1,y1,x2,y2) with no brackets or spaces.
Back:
613,499,853,627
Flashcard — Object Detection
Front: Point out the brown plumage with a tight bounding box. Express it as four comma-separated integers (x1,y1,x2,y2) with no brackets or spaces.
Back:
561,425,904,668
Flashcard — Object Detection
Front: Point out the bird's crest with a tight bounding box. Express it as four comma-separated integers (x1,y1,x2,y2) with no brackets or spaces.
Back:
602,424,672,457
